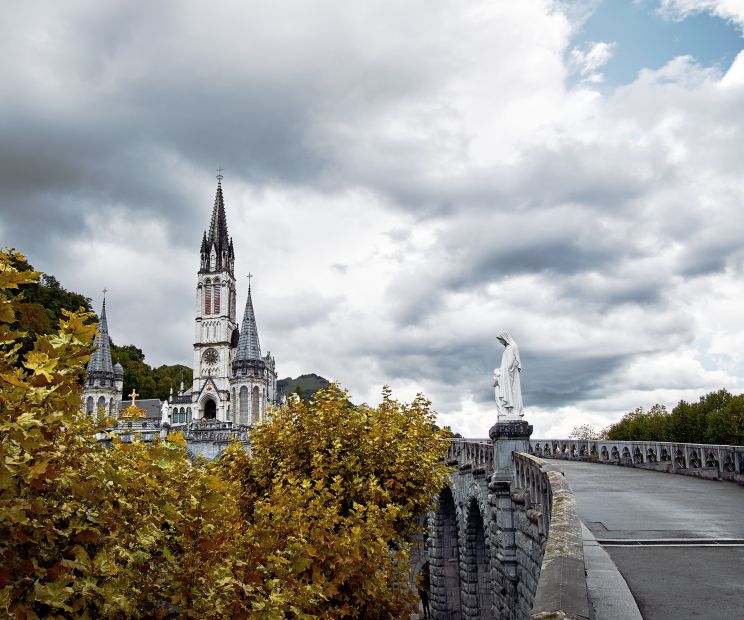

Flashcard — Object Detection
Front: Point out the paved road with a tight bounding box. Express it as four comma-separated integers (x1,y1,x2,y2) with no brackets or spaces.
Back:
555,461,744,620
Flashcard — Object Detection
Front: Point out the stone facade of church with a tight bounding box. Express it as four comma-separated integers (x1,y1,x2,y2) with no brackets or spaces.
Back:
81,176,278,425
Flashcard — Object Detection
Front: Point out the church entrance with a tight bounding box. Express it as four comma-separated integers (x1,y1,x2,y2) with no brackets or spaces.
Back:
204,399,217,420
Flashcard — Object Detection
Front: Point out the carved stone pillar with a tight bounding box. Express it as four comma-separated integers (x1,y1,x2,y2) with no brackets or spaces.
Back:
488,420,533,619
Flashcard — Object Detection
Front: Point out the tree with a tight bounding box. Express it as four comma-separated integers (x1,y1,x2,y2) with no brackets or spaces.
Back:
569,424,603,440
213,386,451,618
111,343,192,401
3,254,92,361
0,250,243,618
704,394,744,446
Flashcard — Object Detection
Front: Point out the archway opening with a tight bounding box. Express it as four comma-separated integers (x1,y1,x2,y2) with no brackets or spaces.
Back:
204,399,217,420
252,386,260,422
430,487,462,618
240,386,249,425
465,498,492,619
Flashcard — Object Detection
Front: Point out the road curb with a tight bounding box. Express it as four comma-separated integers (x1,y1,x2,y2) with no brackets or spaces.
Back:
581,522,643,620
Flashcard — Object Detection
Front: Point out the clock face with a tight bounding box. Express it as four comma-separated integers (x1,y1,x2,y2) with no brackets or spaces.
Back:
202,348,219,365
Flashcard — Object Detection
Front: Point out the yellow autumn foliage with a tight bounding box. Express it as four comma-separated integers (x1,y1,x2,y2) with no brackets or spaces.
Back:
0,250,245,618
214,386,451,618
0,249,450,619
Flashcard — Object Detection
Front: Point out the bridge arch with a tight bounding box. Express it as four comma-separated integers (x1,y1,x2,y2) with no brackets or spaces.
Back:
430,486,462,618
461,496,493,619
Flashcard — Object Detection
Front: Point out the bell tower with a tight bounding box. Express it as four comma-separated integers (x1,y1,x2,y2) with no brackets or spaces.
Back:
192,173,238,421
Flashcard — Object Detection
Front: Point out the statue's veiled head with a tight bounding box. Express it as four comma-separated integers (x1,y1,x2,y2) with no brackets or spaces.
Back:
496,330,511,346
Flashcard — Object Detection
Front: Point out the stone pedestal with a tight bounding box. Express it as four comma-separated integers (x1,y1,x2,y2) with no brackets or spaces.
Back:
489,420,533,476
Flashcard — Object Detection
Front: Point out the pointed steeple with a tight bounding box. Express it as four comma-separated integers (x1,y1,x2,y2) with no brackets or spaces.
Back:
200,173,235,274
234,280,261,361
87,297,115,376
208,177,229,249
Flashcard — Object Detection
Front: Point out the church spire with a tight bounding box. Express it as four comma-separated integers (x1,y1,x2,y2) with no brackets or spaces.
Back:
208,177,229,249
86,296,115,377
234,279,261,361
200,172,235,275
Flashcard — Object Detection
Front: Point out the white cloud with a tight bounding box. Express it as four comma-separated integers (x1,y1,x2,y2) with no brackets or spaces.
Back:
659,0,744,31
570,41,616,83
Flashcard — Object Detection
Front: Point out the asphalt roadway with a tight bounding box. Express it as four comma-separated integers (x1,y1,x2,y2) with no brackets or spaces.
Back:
555,460,744,620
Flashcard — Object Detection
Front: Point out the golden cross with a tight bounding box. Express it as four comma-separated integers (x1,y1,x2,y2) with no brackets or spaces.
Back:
129,389,139,404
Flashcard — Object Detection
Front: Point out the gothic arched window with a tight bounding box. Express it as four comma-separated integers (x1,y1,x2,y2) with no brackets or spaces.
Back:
213,283,221,314
205,285,212,315
240,386,249,425
252,386,260,423
86,396,94,416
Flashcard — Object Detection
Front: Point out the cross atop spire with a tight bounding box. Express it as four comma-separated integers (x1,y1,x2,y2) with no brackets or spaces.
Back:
216,167,224,181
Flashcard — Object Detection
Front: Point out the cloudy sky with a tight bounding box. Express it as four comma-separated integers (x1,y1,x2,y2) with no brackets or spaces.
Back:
2,0,744,437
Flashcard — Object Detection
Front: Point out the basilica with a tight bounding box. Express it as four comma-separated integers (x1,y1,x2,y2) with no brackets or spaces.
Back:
81,175,278,425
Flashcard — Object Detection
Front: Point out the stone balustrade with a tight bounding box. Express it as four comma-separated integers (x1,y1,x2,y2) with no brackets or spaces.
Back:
96,419,251,460
531,438,744,482
445,438,494,473
181,420,251,443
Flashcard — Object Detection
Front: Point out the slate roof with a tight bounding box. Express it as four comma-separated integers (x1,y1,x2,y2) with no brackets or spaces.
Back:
235,284,261,361
119,399,162,420
87,299,114,375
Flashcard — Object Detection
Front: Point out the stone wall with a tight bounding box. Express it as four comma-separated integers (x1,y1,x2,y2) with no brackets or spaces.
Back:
515,453,590,620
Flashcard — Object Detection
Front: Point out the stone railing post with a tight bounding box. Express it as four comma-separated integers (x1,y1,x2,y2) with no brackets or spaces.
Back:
488,419,533,618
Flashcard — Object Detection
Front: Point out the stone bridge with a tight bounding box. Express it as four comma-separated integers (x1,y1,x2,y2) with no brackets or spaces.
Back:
429,435,744,619
427,436,591,620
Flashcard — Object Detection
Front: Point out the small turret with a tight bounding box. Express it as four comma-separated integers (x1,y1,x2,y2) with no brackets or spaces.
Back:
86,298,115,386
113,362,124,393
81,295,123,418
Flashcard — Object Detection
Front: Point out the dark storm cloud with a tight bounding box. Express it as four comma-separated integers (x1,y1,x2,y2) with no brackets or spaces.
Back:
368,331,630,409
559,274,664,308
521,352,630,407
1,0,460,264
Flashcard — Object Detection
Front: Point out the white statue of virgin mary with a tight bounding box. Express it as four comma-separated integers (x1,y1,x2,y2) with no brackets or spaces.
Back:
495,330,523,419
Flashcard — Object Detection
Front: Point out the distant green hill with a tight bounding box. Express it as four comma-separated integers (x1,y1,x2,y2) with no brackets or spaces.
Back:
277,373,331,402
